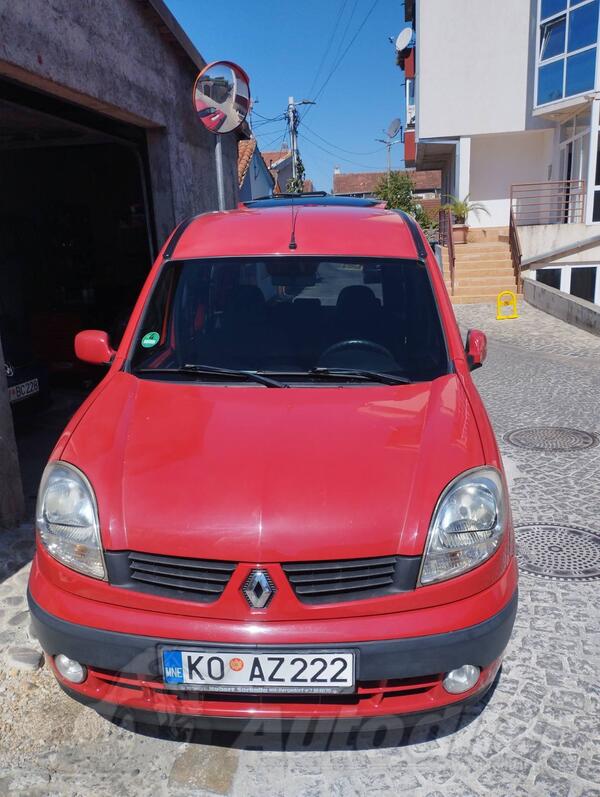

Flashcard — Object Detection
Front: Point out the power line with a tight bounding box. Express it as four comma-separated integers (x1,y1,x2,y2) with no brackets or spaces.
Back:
301,121,387,156
300,0,358,124
299,129,387,171
312,0,380,104
252,110,286,124
331,0,360,67
258,124,290,151
302,0,380,122
306,0,349,102
251,117,286,131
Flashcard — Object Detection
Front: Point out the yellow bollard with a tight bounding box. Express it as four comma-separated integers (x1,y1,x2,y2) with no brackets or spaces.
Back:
496,290,518,321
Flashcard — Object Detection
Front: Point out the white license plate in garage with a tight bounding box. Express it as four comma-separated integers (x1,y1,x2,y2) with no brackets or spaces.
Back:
160,648,355,693
8,378,39,403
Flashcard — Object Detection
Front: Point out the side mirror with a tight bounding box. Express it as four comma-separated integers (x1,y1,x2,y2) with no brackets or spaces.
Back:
465,329,487,371
74,330,115,365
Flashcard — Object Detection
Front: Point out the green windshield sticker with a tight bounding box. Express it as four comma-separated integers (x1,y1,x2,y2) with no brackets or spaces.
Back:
141,331,160,348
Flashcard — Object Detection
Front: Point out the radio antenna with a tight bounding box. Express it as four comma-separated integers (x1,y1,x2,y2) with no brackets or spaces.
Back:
288,194,298,249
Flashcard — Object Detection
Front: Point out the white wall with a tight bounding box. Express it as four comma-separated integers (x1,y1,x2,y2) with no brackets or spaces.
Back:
467,130,554,227
416,0,549,139
520,223,600,263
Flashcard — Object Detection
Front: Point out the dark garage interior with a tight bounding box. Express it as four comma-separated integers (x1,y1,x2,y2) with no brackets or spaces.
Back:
0,79,155,509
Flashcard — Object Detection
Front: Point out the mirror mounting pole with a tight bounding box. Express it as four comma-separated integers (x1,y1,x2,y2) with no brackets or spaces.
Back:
215,135,226,211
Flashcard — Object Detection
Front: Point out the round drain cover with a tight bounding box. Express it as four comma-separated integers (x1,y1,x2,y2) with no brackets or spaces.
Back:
515,524,600,581
504,427,598,452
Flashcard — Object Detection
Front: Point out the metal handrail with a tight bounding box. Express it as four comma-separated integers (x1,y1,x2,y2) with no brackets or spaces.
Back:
510,180,586,226
509,208,522,292
438,208,455,295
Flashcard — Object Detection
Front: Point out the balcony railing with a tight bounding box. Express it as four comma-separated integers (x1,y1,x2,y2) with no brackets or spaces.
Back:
510,180,586,226
509,208,522,293
438,208,455,295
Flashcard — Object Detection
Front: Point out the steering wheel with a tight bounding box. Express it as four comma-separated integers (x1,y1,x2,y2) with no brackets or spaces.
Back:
318,339,395,363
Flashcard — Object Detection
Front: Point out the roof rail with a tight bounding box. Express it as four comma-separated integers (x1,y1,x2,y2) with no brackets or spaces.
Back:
252,191,328,201
243,195,381,208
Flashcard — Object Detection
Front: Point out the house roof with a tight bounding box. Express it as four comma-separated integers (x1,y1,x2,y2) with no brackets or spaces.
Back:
238,139,256,187
261,150,292,170
145,0,205,71
333,169,441,196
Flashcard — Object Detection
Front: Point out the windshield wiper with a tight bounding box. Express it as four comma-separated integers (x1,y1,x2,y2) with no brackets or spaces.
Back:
308,368,411,385
135,364,288,388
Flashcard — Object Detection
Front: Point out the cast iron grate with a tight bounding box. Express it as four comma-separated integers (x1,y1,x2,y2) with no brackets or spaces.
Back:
504,427,599,452
515,524,600,581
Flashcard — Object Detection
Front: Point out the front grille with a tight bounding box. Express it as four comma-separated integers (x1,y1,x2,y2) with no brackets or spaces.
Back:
105,551,236,603
282,555,420,604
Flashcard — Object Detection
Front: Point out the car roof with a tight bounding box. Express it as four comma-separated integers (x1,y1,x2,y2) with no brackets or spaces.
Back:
165,197,425,262
243,193,383,209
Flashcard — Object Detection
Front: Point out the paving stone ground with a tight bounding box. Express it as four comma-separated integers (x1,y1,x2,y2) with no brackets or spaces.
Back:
1,301,599,796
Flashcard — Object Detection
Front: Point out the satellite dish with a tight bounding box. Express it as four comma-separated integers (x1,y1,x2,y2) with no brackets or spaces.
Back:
193,61,250,135
387,118,402,139
395,26,413,52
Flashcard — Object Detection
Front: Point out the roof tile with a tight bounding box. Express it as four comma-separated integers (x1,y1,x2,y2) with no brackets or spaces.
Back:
333,169,441,195
237,139,257,187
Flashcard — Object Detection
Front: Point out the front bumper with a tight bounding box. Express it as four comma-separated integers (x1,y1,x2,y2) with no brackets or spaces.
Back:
28,588,517,721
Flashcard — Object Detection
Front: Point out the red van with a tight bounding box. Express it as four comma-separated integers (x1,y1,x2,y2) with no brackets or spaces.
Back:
28,195,517,728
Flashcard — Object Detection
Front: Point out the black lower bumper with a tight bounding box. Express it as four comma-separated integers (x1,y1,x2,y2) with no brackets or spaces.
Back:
28,589,517,682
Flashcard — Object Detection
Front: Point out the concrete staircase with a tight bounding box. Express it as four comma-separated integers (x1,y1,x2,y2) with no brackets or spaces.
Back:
441,229,519,304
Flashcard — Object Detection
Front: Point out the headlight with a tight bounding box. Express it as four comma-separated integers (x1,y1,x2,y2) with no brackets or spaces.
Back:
36,461,106,579
419,467,505,586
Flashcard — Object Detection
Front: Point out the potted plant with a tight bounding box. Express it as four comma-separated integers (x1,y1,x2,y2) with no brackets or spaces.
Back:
441,195,489,244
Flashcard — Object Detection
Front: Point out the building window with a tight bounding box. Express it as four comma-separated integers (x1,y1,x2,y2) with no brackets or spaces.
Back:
566,48,597,95
570,266,597,302
406,78,415,126
540,17,566,60
569,1,599,51
536,268,562,289
541,0,566,17
538,60,565,104
536,0,599,106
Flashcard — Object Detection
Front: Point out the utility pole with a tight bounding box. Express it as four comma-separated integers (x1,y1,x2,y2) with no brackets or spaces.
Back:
286,97,315,186
288,97,299,180
375,137,403,178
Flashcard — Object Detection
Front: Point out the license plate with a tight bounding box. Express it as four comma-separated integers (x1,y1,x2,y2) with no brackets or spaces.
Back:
8,378,39,403
160,648,356,693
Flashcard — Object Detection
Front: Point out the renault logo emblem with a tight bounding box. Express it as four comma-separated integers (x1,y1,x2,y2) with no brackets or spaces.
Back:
242,569,276,609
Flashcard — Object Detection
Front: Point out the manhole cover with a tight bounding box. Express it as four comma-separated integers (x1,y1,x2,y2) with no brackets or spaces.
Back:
504,427,599,452
515,524,600,581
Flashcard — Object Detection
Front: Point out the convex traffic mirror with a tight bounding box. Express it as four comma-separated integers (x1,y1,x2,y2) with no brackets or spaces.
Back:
193,61,250,134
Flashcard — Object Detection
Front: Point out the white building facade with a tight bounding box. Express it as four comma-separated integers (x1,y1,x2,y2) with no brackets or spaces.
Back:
408,0,600,305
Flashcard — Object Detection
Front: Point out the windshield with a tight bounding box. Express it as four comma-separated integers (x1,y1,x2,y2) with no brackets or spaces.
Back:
129,257,448,382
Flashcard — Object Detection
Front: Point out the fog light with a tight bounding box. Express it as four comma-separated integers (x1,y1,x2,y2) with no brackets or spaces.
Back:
55,653,87,684
443,664,480,694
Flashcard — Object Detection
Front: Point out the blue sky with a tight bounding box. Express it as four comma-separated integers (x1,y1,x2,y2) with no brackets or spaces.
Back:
165,0,407,191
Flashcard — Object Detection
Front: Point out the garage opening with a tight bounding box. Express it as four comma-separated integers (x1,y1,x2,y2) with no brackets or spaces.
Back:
0,79,155,511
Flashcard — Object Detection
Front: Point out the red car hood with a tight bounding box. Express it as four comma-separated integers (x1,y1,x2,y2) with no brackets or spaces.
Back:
62,372,483,561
